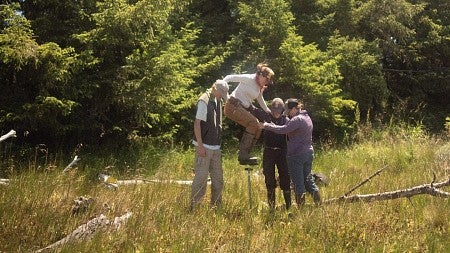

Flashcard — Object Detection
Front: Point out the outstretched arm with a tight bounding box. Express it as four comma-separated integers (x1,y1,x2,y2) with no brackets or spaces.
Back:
263,116,300,134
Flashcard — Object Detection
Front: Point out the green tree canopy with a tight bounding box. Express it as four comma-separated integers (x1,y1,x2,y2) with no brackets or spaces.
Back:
1,0,449,152
1,3,78,146
327,34,388,121
278,31,357,140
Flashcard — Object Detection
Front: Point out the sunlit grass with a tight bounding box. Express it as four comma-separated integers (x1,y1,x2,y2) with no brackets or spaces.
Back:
0,125,449,252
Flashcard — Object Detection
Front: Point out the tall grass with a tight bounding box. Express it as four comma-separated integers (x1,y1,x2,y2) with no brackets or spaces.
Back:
0,125,449,252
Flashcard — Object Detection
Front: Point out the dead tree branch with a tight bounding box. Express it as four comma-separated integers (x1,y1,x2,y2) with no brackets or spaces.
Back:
117,179,209,185
326,177,450,204
0,130,16,143
97,174,210,189
342,165,388,197
35,212,132,253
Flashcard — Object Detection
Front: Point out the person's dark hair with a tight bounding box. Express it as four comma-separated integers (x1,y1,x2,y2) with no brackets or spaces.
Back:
286,98,301,110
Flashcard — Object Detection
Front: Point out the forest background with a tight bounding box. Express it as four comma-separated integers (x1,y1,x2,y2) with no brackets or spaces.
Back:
1,0,450,163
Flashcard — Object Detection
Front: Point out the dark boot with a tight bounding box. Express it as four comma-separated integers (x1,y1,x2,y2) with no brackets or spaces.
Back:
283,190,291,210
295,193,305,207
267,188,276,209
238,132,258,165
312,190,321,205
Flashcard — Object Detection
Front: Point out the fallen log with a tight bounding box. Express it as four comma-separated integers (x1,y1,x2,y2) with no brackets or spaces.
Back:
325,177,450,204
117,179,210,186
35,212,132,253
98,173,210,189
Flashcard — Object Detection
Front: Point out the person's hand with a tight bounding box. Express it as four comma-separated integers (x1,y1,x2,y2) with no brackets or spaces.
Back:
263,122,274,128
196,145,206,157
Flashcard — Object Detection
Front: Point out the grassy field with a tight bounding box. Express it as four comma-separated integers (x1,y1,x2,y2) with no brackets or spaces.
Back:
1,125,449,252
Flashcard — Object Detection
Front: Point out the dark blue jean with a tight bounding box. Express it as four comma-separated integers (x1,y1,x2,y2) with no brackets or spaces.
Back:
287,150,318,196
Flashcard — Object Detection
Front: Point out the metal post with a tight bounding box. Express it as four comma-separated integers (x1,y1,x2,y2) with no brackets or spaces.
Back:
245,167,253,209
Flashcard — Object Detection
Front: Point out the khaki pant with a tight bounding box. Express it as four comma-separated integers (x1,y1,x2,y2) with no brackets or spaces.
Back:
224,97,262,139
190,148,223,207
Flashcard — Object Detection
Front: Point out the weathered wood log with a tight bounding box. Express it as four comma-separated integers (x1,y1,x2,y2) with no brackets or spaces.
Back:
98,173,211,188
35,212,132,253
0,129,16,143
117,179,148,185
117,179,214,186
117,179,210,186
325,178,450,204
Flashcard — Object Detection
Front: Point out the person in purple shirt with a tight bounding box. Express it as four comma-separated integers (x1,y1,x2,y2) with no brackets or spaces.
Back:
262,98,321,206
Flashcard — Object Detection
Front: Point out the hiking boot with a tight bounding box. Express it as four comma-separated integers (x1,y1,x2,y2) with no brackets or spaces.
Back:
283,190,292,210
238,132,259,165
267,188,276,209
295,193,305,207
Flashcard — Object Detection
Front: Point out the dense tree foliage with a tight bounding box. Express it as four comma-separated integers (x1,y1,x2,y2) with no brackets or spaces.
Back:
327,34,388,121
277,31,357,141
0,3,79,147
1,0,449,151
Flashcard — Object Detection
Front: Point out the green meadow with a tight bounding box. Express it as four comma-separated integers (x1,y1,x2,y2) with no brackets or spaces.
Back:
1,125,449,252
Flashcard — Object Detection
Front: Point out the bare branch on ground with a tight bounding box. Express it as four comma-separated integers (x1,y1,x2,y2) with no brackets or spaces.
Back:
35,212,132,253
325,178,450,204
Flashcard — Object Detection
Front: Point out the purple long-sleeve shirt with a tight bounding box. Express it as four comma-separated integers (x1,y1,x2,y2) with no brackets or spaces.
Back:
263,111,313,156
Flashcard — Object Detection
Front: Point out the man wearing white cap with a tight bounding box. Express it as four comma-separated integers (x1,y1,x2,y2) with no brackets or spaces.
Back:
190,80,229,210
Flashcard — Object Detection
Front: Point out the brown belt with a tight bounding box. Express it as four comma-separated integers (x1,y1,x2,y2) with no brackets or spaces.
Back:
228,96,243,107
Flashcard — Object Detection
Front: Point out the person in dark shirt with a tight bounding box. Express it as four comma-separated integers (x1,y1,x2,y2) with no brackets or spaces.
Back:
261,98,292,210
